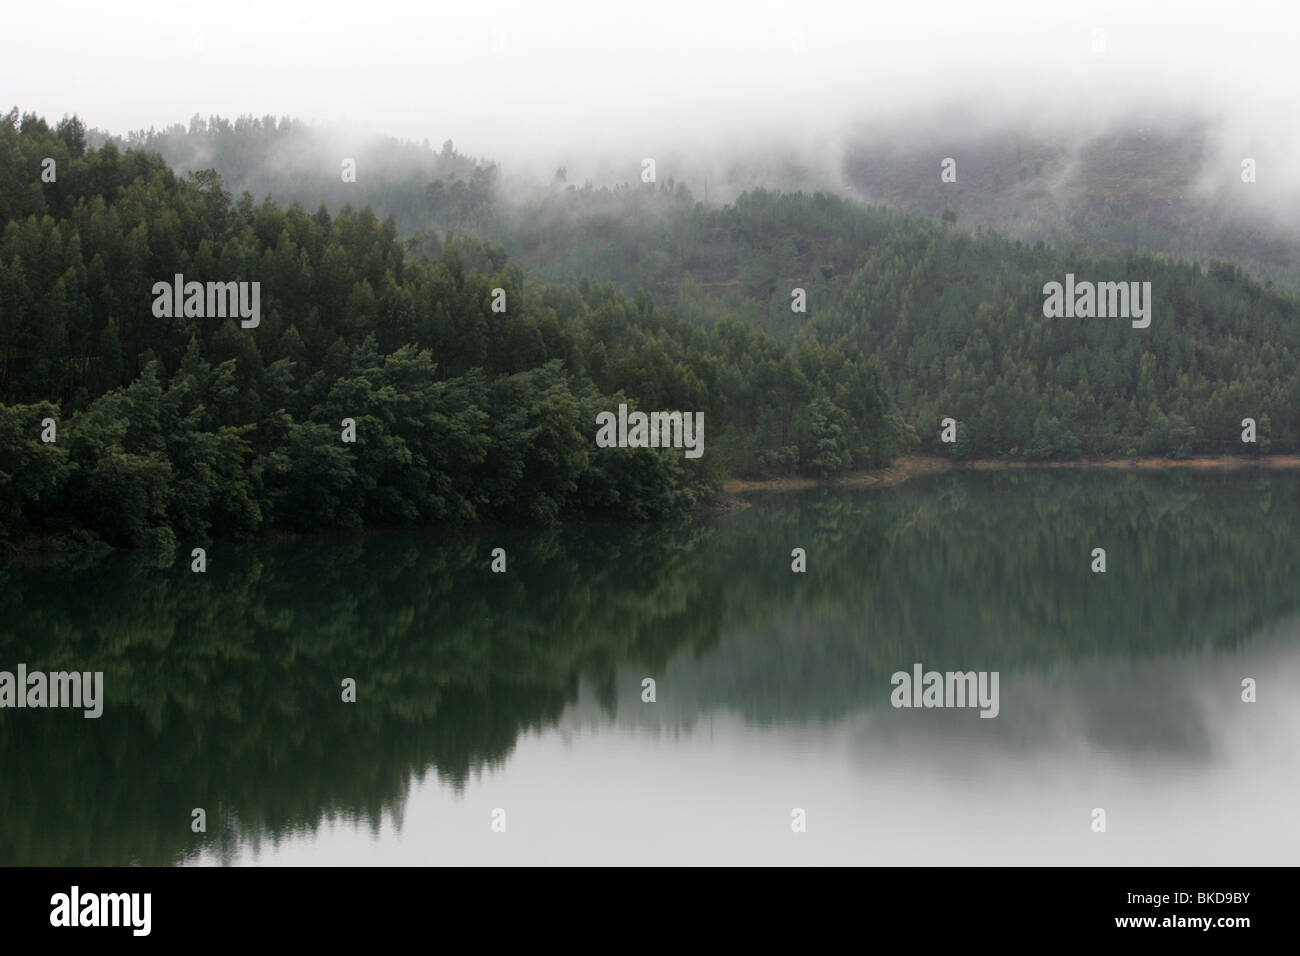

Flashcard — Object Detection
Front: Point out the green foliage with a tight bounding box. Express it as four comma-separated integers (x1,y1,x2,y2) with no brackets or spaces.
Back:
1,111,911,545
0,401,69,538
500,183,1298,460
10,105,1294,549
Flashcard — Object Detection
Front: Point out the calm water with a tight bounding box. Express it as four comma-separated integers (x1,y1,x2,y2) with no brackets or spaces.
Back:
1,470,1297,865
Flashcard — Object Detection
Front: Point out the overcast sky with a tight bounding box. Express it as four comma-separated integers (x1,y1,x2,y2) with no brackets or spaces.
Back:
5,0,1296,170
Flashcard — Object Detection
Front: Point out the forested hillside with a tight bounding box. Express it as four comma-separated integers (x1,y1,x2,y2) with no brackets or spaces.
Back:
806,210,1299,459
0,110,912,547
494,184,1300,459
125,111,1300,294
4,107,1299,548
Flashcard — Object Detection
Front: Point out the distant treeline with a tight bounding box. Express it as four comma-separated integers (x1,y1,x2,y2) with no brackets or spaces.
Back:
0,110,912,547
498,187,1300,459
102,113,499,237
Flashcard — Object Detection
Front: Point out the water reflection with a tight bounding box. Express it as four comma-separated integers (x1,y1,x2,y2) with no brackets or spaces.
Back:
1,470,1296,864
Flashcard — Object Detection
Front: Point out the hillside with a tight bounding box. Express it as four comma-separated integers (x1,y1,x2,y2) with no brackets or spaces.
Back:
494,185,1300,459
4,107,1299,550
842,117,1300,293
0,110,911,547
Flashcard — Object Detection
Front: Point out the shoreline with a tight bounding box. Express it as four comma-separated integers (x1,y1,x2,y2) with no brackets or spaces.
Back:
720,453,1300,495
717,455,952,500
961,454,1300,471
8,454,1297,554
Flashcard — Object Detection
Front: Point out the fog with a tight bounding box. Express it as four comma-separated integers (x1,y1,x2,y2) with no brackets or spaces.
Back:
3,3,1292,154
6,1,1300,240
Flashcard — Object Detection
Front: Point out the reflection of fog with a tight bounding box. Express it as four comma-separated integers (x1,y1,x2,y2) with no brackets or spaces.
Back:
578,617,1300,769
196,630,1300,866
855,624,1299,764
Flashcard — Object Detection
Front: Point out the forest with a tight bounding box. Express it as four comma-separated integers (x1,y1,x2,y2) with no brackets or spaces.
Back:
496,185,1300,460
101,115,1300,464
0,111,912,547
3,109,1299,547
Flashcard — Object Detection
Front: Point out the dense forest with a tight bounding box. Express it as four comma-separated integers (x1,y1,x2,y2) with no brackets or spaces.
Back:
0,110,911,547
4,108,1299,547
104,115,1300,461
126,115,1298,461
499,181,1300,460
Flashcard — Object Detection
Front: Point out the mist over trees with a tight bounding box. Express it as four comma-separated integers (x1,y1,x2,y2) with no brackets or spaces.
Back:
841,114,1300,293
484,183,1300,459
4,104,1299,548
1,110,912,547
102,114,500,238
121,109,1300,293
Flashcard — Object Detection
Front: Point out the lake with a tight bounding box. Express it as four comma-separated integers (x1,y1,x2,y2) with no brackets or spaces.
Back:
1,469,1297,865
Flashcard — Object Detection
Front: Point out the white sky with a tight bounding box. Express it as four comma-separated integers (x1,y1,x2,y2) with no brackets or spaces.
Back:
3,0,1295,170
